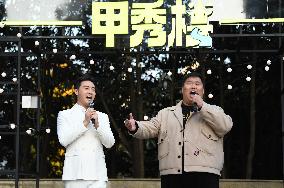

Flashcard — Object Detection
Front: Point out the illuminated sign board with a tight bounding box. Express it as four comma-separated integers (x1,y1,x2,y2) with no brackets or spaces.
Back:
1,0,284,48
92,0,214,48
91,0,284,48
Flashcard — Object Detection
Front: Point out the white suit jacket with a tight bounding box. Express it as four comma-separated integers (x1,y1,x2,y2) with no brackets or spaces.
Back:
57,103,115,181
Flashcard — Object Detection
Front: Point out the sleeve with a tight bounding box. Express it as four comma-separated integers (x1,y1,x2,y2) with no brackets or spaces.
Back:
57,111,88,148
133,110,163,139
199,102,233,137
95,114,115,148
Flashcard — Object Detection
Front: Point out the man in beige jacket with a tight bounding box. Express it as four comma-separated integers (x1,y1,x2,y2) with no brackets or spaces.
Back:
125,72,233,188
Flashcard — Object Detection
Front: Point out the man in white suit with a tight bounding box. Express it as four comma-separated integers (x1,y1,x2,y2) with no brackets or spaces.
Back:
57,74,115,188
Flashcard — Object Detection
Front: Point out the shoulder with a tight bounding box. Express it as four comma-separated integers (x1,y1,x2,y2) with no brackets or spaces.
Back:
162,106,174,112
160,102,181,112
57,107,76,117
58,109,70,116
157,106,176,116
202,102,224,112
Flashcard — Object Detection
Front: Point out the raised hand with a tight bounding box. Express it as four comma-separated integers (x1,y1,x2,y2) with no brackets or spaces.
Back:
124,113,136,131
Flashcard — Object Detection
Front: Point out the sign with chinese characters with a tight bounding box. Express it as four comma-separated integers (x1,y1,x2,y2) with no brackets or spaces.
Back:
1,0,284,48
92,0,214,48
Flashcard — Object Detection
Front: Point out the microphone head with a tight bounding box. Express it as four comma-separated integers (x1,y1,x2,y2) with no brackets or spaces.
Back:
89,100,95,108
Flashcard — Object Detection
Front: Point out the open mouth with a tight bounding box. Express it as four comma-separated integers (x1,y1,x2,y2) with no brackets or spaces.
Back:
86,96,93,101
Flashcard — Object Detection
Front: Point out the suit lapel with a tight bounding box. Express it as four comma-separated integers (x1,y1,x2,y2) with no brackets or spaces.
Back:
70,104,85,125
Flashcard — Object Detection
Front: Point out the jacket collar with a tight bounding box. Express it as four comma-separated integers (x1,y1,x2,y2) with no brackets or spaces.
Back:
72,103,87,113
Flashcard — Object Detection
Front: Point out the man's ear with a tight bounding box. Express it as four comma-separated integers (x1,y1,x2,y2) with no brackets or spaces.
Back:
74,89,79,96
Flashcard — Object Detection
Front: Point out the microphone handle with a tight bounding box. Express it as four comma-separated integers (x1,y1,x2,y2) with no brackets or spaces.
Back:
89,101,96,124
91,118,96,124
193,102,198,112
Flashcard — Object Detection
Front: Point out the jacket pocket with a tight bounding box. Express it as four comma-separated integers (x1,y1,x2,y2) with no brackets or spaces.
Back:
199,126,220,155
63,154,80,178
201,127,219,141
157,131,169,160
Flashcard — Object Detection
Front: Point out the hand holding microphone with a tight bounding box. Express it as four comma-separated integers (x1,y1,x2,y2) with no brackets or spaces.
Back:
84,100,99,128
190,91,203,112
89,101,96,124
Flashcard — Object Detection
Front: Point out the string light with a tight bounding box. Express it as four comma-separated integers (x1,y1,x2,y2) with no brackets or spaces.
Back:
247,65,252,69
246,76,251,82
122,73,126,80
45,128,51,134
16,33,21,38
12,78,17,82
26,128,35,135
1,72,6,77
35,41,39,46
144,115,149,120
53,49,57,53
90,60,95,64
265,66,270,71
227,67,232,72
227,85,233,90
128,67,133,72
206,69,212,74
10,123,16,129
167,71,172,76
25,127,50,135
0,89,3,93
110,65,114,70
70,55,76,60
266,60,271,65
208,93,213,98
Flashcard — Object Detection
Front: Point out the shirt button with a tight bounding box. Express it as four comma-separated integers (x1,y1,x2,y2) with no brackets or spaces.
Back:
178,169,181,172
161,139,163,142
178,142,181,145
178,155,181,158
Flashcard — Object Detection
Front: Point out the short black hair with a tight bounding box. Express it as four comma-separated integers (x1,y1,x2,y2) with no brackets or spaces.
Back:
75,74,95,89
182,72,204,86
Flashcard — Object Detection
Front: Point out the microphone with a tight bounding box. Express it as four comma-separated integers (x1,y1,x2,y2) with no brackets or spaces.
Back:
190,91,198,112
89,100,96,124
89,100,95,108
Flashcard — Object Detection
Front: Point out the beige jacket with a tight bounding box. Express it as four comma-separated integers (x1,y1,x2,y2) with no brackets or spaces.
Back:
134,101,233,176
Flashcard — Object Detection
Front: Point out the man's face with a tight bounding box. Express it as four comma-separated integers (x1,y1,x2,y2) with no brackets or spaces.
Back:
75,80,96,108
182,76,204,105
